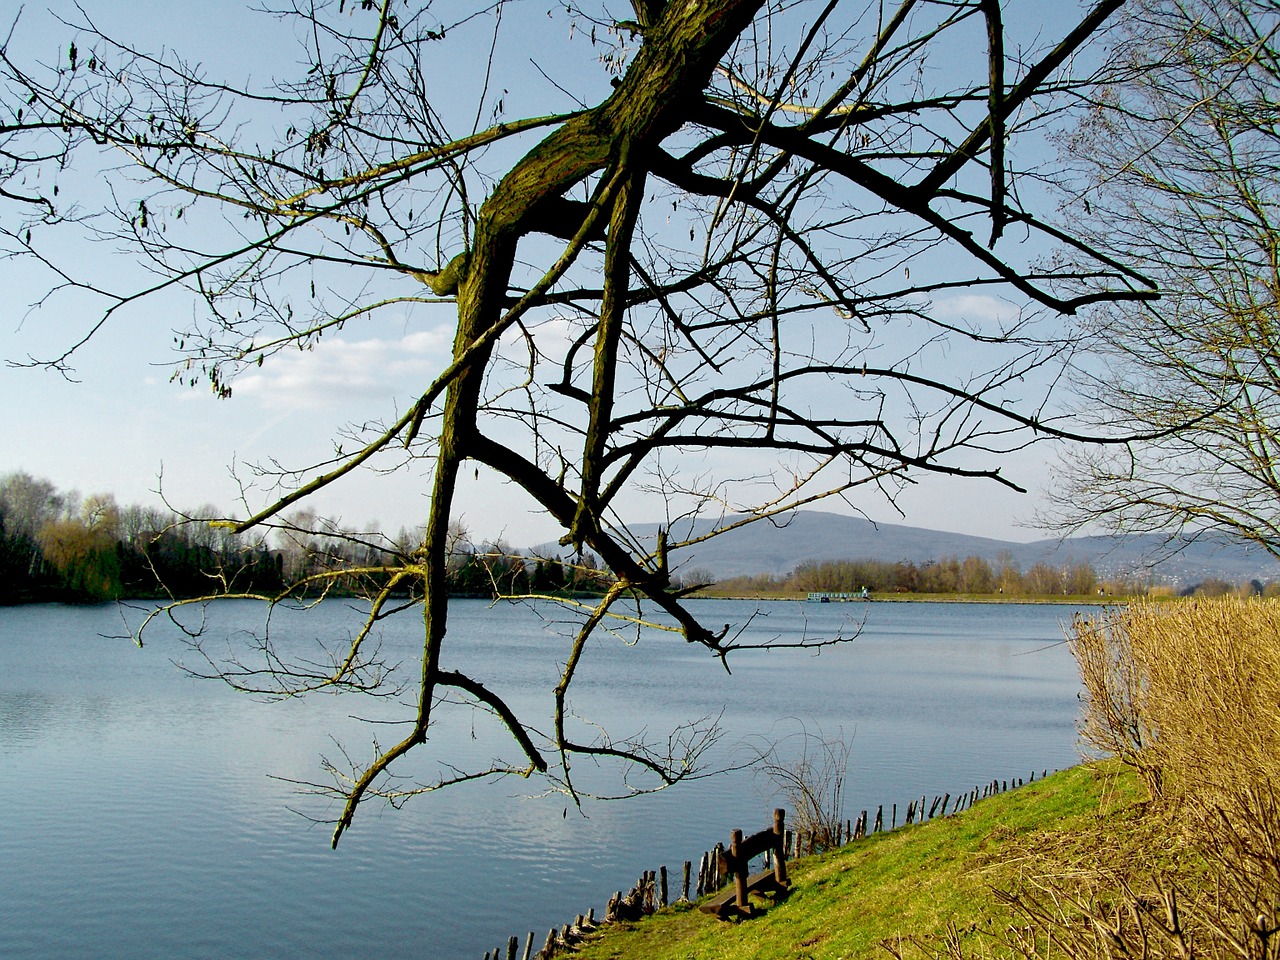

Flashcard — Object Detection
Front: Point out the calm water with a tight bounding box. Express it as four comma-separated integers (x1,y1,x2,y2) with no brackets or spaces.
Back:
0,598,1089,960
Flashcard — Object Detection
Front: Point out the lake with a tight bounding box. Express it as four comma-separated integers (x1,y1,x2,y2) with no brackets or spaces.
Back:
0,597,1090,960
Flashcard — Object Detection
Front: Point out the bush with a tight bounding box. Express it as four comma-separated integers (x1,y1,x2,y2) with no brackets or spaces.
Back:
1010,598,1280,960
757,725,850,854
1076,600,1280,835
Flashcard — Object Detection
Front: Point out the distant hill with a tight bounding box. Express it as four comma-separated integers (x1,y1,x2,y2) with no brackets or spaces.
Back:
612,511,1277,587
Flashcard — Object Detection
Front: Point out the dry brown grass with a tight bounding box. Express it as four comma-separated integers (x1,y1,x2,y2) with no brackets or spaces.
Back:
1004,598,1280,960
1076,600,1280,848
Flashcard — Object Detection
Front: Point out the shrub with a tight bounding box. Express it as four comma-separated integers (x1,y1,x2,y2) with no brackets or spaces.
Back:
1015,598,1280,960
757,725,850,853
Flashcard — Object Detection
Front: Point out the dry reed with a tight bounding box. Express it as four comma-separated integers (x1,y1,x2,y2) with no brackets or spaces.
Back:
926,598,1280,960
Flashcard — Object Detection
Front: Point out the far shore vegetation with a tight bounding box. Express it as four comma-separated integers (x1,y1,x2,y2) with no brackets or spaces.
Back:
681,553,1273,603
0,471,608,605
3,471,1269,605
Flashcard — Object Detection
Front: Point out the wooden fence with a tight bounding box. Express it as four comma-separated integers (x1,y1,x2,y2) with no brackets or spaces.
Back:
478,769,1052,960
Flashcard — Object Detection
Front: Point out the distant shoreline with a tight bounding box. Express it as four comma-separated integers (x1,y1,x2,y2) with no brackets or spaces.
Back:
690,591,1121,605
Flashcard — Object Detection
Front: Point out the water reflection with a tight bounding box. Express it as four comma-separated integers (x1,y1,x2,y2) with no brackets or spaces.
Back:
0,598,1085,960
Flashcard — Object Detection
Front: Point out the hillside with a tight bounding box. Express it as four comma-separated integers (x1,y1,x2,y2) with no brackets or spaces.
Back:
617,511,1276,587
560,762,1146,960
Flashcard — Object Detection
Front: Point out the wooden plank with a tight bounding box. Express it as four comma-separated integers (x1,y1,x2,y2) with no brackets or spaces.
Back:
698,870,789,918
737,826,781,862
721,827,783,877
698,887,739,918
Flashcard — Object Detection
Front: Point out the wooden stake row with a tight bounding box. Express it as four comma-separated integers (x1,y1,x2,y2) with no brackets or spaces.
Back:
479,769,1052,958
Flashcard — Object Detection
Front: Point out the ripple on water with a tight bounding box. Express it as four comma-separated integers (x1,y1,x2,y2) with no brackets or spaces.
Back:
0,599,1084,960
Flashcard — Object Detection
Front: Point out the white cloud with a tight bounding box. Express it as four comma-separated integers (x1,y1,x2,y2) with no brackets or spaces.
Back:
929,293,1022,328
233,327,452,410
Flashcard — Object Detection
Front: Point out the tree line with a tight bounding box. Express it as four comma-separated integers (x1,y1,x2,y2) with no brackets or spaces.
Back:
719,554,1156,598
0,472,606,604
712,554,1104,598
711,554,1280,599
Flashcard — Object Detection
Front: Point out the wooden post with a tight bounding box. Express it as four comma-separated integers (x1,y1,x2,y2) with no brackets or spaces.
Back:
713,843,724,889
542,929,556,960
905,800,915,824
659,865,668,908
891,803,897,829
507,936,519,960
682,860,691,901
731,829,748,912
773,807,788,885
522,932,535,960
873,805,883,833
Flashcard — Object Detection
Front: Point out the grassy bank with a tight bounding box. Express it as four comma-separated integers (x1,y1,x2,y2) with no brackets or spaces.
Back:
564,599,1280,960
568,762,1146,960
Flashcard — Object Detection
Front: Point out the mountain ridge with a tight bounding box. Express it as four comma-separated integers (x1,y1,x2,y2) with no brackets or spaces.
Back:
610,510,1276,586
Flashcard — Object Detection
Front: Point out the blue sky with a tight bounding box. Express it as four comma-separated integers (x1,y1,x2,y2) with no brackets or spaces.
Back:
0,0,1091,548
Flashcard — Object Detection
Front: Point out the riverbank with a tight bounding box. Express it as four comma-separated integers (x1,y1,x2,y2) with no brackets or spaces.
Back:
0,597,1084,960
559,762,1146,960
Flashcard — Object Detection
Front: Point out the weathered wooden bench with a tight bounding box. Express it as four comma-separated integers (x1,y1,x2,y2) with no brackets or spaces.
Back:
699,808,790,919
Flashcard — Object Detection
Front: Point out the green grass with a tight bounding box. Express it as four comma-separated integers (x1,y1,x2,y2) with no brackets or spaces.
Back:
571,763,1145,960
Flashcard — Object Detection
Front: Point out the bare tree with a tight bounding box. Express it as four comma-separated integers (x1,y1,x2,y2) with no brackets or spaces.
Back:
757,723,851,853
1,0,1152,844
1047,0,1280,554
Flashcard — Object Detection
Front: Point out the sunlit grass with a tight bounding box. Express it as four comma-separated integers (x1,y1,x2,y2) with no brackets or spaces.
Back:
572,598,1280,960
573,762,1144,960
